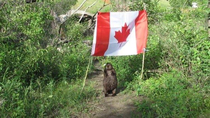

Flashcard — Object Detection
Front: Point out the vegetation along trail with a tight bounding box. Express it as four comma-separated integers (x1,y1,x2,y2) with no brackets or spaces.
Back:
0,0,209,117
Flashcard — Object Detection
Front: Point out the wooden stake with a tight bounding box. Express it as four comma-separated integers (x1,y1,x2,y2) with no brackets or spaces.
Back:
140,50,145,81
139,3,147,83
80,56,92,94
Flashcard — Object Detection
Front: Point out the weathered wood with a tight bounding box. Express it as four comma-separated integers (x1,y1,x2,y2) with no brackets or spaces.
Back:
208,0,210,37
66,10,93,18
209,20,210,28
209,0,210,8
209,29,210,38
50,0,98,47
55,10,94,24
0,2,5,9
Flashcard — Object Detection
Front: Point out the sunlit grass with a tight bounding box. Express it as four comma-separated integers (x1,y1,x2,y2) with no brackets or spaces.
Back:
73,0,112,14
159,0,171,8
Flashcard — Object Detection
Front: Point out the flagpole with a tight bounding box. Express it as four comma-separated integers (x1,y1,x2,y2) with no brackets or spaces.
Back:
80,56,92,94
140,49,145,81
139,3,147,83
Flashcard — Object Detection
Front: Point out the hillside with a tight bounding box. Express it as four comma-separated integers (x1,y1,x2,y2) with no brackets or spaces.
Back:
0,0,209,117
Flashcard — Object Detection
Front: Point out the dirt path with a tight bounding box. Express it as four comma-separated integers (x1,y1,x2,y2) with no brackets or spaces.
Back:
85,62,142,118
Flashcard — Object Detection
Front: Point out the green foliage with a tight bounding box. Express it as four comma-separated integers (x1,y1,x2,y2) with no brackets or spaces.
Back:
0,78,26,117
0,0,90,84
52,0,77,15
107,1,210,117
0,1,52,48
169,0,193,8
0,0,209,117
65,16,87,42
0,0,92,117
75,0,111,13
102,38,162,88
102,24,163,89
59,43,90,80
136,71,210,117
162,7,209,79
0,1,53,84
0,79,97,117
129,0,161,23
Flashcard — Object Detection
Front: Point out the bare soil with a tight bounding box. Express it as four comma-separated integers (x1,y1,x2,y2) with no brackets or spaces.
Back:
83,61,143,118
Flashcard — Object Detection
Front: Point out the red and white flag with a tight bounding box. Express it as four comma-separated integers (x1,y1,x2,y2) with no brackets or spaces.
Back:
91,10,148,56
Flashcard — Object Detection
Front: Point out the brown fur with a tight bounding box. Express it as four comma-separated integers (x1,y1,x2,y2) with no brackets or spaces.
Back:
103,63,117,97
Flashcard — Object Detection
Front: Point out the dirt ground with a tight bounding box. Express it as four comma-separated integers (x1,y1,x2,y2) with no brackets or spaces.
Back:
83,62,143,118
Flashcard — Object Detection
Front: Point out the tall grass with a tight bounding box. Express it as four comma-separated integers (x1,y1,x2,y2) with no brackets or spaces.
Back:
136,71,210,117
0,1,96,117
0,78,97,117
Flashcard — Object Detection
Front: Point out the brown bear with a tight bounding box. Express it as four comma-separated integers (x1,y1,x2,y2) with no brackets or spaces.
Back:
103,63,117,97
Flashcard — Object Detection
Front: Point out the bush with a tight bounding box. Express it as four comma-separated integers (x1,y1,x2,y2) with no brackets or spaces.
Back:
129,0,161,23
0,1,93,117
0,79,97,117
107,1,210,117
136,71,210,117
169,0,193,8
0,0,90,84
52,0,77,15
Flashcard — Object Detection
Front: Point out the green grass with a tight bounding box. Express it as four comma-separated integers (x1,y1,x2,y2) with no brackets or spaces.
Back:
0,78,97,117
159,0,171,8
73,0,112,14
136,71,210,118
1,0,209,117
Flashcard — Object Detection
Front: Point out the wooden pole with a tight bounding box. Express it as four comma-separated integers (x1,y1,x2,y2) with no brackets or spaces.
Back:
139,3,147,83
80,56,92,94
140,49,145,81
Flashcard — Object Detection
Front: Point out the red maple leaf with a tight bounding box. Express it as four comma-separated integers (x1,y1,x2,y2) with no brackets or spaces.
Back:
114,23,130,44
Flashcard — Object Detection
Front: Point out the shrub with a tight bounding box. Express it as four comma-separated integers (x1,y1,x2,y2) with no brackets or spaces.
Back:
129,0,161,23
136,71,210,117
0,1,93,117
0,79,97,117
169,0,193,8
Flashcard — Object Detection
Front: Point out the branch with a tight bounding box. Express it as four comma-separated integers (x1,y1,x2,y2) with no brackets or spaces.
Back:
85,1,110,31
78,0,98,23
0,2,6,9
66,0,88,17
92,2,110,21
55,0,89,25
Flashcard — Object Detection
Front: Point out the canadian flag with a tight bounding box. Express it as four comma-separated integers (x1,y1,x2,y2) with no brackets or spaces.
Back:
91,10,148,56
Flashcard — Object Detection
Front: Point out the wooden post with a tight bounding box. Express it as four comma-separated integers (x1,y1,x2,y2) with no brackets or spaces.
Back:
80,56,92,94
139,3,147,83
139,49,145,81
209,0,210,37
